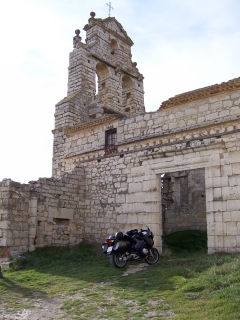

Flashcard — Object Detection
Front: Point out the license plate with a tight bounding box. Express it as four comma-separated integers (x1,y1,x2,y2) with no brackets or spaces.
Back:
107,246,113,253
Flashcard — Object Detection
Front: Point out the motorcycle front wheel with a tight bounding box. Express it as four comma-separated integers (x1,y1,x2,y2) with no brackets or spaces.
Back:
145,248,159,265
110,251,127,268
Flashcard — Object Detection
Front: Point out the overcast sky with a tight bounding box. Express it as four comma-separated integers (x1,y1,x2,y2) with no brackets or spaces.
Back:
0,0,240,183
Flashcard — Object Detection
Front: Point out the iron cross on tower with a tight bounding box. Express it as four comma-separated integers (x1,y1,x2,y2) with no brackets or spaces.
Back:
106,2,114,17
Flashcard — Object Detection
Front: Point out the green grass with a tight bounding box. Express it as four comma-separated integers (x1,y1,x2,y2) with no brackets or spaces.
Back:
1,243,240,319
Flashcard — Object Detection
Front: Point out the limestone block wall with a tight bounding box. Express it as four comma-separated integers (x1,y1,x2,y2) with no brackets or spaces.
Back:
85,18,133,71
0,179,30,258
61,90,237,155
29,165,85,250
52,89,240,178
68,44,96,96
82,153,161,250
206,135,240,253
55,91,91,128
51,84,240,253
0,165,85,259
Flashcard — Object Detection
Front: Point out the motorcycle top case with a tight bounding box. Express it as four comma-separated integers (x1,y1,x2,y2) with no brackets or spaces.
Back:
113,240,130,252
126,229,138,237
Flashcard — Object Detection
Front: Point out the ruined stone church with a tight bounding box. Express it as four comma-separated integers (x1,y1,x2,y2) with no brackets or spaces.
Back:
1,12,240,262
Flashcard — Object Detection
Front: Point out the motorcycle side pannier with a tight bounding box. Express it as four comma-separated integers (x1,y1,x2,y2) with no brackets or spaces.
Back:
113,241,129,251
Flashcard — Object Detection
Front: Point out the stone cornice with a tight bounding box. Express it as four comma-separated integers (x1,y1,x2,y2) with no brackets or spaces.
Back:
64,115,122,136
159,77,240,109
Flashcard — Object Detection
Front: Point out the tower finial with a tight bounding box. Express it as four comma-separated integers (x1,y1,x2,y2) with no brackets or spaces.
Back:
73,29,81,48
106,2,114,17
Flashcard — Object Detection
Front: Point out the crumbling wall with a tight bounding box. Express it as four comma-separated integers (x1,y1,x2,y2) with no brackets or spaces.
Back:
0,179,30,258
0,165,85,259
162,169,206,234
29,165,85,249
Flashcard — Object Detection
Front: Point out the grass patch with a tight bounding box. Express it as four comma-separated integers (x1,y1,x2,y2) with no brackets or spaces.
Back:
1,243,240,319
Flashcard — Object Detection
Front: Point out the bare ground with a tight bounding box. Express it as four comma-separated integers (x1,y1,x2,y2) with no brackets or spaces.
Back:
0,264,176,320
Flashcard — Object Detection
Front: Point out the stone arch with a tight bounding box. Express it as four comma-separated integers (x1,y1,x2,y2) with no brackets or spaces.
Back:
122,75,134,112
96,62,109,80
110,39,118,63
122,75,133,89
111,39,118,54
96,62,109,101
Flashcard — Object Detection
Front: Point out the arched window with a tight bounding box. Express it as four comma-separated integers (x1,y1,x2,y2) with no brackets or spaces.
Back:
96,62,109,102
122,75,133,112
110,39,117,55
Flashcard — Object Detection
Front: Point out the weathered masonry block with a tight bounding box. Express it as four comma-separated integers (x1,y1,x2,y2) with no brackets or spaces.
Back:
1,12,240,263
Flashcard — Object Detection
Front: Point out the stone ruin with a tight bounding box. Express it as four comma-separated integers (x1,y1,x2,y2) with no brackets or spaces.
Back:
1,12,240,264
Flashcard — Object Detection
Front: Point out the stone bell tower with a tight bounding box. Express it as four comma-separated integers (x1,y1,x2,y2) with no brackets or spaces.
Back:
54,12,145,128
52,12,146,177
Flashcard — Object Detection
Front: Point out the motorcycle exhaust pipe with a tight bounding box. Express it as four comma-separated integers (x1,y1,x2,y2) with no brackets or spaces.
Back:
126,255,132,261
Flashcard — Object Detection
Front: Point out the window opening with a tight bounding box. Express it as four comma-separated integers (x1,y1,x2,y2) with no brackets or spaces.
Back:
111,39,117,55
105,128,117,154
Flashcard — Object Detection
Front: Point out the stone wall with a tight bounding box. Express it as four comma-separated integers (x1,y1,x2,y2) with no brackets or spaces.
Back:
0,179,30,258
0,165,85,259
29,165,85,249
52,87,240,177
51,83,240,253
82,152,161,245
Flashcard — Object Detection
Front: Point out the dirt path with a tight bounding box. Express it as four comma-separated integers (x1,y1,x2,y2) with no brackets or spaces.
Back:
1,263,175,319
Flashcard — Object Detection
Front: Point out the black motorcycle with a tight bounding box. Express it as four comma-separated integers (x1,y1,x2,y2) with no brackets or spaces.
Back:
102,224,159,268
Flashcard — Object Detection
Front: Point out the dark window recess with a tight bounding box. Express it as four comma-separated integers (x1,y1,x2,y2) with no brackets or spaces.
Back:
53,218,69,225
105,128,117,154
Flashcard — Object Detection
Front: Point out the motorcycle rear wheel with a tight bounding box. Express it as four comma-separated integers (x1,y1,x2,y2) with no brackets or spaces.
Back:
145,248,159,265
110,251,127,268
